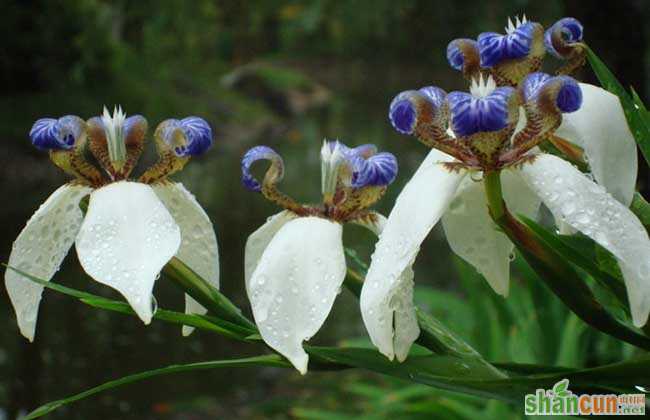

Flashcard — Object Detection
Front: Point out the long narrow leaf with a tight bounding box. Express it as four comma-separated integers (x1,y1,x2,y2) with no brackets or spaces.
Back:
586,46,650,165
163,257,257,330
519,217,629,309
4,265,256,341
24,355,289,419
308,347,650,404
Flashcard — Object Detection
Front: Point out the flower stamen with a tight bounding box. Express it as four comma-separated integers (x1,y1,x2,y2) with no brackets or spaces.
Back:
101,106,127,172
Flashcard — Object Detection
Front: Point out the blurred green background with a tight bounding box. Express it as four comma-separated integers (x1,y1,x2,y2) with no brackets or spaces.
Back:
1,1,649,419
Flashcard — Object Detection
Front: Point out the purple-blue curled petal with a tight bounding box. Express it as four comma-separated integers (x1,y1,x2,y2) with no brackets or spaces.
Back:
179,117,213,156
418,86,447,109
29,115,83,150
160,117,213,156
555,76,582,113
478,22,534,67
521,73,582,113
448,87,515,137
389,91,419,135
521,72,552,102
351,152,398,188
545,17,584,58
447,39,477,71
388,88,447,135
241,145,282,192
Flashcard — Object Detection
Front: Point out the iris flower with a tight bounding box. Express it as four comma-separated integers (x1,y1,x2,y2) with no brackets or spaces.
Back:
6,107,219,340
364,16,650,361
241,141,399,373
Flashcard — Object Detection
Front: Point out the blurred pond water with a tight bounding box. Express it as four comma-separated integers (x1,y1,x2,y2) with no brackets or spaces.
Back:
0,60,466,419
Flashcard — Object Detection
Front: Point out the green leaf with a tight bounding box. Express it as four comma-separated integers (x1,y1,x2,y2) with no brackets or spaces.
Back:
481,171,650,352
586,46,650,165
519,217,629,309
630,192,650,228
307,346,650,404
163,257,257,330
4,265,257,341
24,355,289,419
554,314,588,367
509,216,650,351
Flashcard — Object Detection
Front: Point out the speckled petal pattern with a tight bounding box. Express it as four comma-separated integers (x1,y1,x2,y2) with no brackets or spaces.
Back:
5,184,92,341
153,182,220,336
518,154,650,327
247,217,346,374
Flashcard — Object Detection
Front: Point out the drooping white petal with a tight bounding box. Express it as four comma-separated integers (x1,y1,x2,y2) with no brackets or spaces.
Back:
556,83,637,205
76,181,181,324
244,210,297,285
247,217,346,374
355,213,419,362
153,182,219,336
5,184,92,341
362,149,466,360
442,171,540,296
517,154,650,327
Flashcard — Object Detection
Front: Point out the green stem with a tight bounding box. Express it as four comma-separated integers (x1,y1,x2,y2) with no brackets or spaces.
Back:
163,257,257,331
483,171,505,220
483,172,650,350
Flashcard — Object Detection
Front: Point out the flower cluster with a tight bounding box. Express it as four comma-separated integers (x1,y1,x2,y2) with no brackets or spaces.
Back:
366,15,650,361
7,107,219,340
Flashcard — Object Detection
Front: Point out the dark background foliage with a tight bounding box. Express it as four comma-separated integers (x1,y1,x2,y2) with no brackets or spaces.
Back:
0,1,648,418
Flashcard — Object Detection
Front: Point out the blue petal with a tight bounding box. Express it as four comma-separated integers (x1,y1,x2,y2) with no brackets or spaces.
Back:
521,72,551,102
389,92,418,135
545,17,583,58
160,117,213,157
521,73,582,113
351,152,398,188
448,87,515,137
241,145,283,192
179,117,213,156
29,115,83,150
478,22,534,67
555,76,582,113
418,86,447,109
447,39,478,71
388,88,447,135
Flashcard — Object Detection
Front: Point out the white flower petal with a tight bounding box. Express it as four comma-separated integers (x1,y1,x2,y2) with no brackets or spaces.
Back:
356,214,419,362
244,210,297,287
518,154,650,327
362,149,466,360
442,171,540,296
247,217,346,374
556,83,637,205
5,184,91,341
153,182,220,336
76,181,181,324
